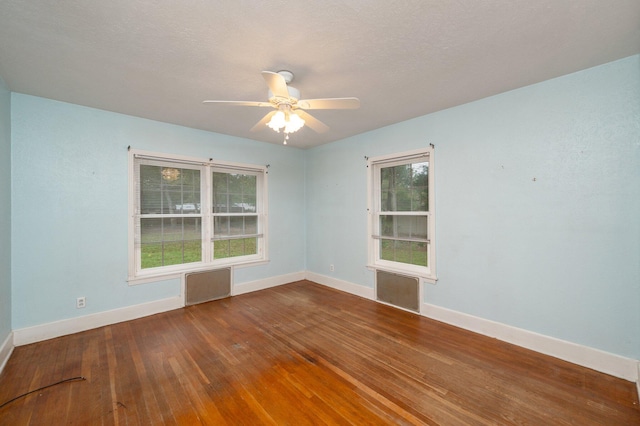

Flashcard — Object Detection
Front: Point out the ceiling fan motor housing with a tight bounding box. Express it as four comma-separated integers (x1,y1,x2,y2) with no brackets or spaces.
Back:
268,85,300,102
277,70,294,84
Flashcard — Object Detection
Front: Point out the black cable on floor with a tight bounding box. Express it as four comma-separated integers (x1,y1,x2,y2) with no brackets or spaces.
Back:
0,376,86,409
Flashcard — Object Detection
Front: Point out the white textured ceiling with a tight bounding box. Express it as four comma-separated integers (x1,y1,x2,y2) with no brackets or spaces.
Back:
1,1,639,149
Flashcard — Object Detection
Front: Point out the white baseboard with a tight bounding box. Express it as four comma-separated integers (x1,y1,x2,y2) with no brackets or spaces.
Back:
233,271,306,296
11,271,303,347
305,272,375,300
422,303,639,383
13,296,183,346
637,362,640,400
0,331,14,374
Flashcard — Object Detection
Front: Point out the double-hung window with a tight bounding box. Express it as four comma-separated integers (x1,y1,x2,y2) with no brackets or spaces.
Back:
129,150,267,282
368,147,436,282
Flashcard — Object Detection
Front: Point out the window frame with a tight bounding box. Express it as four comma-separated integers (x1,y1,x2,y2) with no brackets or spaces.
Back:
367,147,436,283
128,149,268,284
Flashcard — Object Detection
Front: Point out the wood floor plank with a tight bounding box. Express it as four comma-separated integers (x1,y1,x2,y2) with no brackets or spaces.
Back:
0,280,638,425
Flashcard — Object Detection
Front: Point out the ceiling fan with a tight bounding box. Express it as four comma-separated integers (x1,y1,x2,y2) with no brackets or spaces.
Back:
203,70,360,143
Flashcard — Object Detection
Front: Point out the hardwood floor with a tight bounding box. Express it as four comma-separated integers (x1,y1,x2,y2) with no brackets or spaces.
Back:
0,280,638,425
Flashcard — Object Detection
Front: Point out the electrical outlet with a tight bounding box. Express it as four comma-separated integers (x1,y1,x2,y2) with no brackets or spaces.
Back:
76,297,86,309
329,264,335,272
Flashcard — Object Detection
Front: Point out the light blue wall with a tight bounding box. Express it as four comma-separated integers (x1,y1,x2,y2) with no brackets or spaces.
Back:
306,55,640,360
0,77,11,342
10,95,306,329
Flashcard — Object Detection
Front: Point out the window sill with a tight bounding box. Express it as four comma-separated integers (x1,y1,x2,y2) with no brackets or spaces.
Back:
128,272,183,286
128,258,269,286
367,264,438,285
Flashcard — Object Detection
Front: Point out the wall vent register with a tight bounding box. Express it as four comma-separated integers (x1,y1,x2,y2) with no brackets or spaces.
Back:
376,269,420,313
185,268,231,306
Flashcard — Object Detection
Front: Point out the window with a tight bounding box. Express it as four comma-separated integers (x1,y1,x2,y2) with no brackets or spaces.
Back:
129,150,267,282
368,147,436,282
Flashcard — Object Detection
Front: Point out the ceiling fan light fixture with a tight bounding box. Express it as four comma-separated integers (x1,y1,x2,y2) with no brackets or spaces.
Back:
267,111,286,132
267,110,305,134
284,112,305,133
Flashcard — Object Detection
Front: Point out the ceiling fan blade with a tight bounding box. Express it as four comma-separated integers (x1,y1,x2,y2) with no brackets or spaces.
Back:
296,110,329,133
262,71,290,98
203,100,272,107
250,111,277,132
297,97,360,110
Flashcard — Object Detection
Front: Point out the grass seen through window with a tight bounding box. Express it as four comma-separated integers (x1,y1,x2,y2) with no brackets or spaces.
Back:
380,239,428,267
141,238,258,269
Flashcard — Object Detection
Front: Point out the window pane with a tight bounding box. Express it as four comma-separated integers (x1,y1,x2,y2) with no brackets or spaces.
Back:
213,172,257,213
212,172,229,213
213,237,258,259
380,161,428,212
213,239,230,259
380,215,428,239
380,239,392,262
241,175,257,194
411,241,428,267
411,162,429,211
213,216,229,236
230,216,244,235
243,195,257,213
380,239,428,267
140,217,202,269
140,165,200,214
228,173,241,193
243,237,258,255
241,175,257,212
229,194,243,211
245,216,257,234
214,215,257,237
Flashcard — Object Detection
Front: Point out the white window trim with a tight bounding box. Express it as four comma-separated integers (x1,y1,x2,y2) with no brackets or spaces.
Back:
367,147,437,283
127,149,269,284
